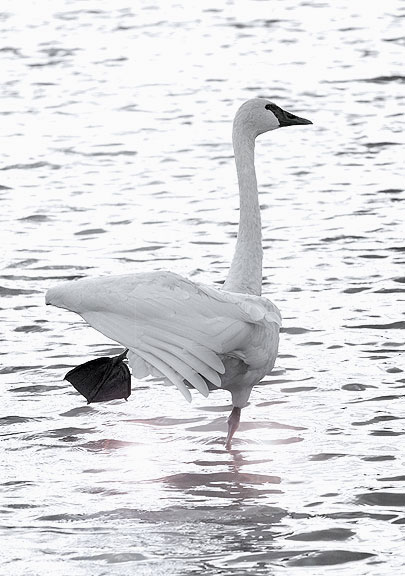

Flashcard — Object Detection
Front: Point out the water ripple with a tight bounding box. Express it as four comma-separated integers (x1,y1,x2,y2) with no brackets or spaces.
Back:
1,0,404,574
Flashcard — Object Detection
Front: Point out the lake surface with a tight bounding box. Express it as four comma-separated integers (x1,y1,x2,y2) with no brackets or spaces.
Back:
1,1,404,574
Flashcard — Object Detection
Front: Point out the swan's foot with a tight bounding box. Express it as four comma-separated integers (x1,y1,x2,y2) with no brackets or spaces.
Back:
226,406,241,450
65,349,131,404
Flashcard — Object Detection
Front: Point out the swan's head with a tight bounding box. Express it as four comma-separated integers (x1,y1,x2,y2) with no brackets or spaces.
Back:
233,98,312,139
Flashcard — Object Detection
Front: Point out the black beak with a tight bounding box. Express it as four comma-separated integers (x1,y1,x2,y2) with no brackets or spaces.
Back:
277,108,312,128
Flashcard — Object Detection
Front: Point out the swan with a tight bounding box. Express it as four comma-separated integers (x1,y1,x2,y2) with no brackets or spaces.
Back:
45,98,312,449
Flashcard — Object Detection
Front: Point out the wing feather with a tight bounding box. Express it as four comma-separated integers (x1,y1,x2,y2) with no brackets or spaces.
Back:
48,271,281,400
143,336,222,388
141,340,209,397
131,348,192,402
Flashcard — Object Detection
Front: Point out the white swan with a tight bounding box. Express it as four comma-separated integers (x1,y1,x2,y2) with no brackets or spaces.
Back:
46,98,312,448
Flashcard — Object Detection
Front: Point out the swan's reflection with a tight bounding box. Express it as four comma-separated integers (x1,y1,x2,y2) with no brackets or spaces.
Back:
158,447,282,504
154,447,288,565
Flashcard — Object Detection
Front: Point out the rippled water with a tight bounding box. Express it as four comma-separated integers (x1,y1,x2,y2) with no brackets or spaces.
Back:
1,1,404,574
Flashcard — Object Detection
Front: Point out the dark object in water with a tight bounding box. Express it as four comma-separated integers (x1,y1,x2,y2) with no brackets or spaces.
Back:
65,349,131,403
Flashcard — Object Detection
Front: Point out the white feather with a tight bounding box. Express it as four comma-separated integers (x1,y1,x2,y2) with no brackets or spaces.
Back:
46,271,281,403
44,98,313,409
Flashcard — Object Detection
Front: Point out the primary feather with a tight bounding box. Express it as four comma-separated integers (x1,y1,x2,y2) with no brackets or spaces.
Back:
46,271,281,407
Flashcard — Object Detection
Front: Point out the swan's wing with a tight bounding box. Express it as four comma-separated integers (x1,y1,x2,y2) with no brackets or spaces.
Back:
197,282,281,374
46,271,281,401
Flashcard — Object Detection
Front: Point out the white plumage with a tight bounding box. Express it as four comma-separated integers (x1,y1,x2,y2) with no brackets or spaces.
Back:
46,98,311,447
47,271,281,407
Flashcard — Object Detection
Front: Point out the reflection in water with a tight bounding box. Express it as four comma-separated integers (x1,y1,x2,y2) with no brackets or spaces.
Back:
159,449,282,501
1,0,405,573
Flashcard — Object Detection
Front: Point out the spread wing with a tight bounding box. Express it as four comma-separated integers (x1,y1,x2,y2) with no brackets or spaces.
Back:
47,271,281,401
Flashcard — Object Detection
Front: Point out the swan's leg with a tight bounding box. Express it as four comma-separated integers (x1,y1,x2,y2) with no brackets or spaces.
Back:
64,349,131,403
226,406,241,450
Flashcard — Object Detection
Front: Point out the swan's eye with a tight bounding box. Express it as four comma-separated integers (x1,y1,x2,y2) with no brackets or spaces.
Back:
265,103,277,112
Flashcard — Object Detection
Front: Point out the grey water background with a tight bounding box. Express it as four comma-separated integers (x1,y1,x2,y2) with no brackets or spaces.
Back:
1,0,404,574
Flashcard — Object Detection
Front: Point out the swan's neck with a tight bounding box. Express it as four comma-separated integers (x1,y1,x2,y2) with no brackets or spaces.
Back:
223,126,262,296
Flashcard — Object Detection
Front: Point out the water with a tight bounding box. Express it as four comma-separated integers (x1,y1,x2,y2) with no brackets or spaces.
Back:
1,1,404,574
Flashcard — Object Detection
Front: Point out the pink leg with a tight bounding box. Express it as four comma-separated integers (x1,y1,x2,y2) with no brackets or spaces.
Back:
226,407,241,450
